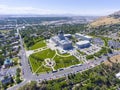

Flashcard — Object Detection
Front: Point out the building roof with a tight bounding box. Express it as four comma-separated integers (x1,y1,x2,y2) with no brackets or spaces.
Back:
13,45,19,49
64,34,72,36
60,40,71,44
75,33,92,39
51,31,72,48
52,36,71,44
1,76,12,84
84,35,92,39
11,41,19,45
76,40,90,45
116,72,120,77
4,58,13,65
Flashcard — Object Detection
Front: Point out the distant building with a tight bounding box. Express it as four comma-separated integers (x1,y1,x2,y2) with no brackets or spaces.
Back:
15,33,19,39
75,33,92,41
64,34,72,39
76,40,91,48
0,76,12,85
116,72,120,79
12,45,19,51
51,31,73,50
3,58,13,68
11,41,19,46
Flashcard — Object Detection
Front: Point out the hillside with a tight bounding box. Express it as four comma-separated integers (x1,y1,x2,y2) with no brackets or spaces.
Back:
104,54,120,66
110,10,120,18
90,11,120,27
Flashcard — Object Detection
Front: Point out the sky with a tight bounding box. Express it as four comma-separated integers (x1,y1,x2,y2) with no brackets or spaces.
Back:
0,0,120,16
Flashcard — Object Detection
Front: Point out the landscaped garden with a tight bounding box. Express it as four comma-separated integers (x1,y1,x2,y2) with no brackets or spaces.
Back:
29,49,81,73
54,55,80,69
29,40,46,50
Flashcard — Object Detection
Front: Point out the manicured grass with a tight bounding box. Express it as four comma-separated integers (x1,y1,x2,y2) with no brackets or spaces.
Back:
54,55,80,70
32,49,55,59
29,49,81,73
29,56,42,72
29,49,55,73
101,37,109,46
29,55,52,73
86,55,94,60
36,66,52,73
29,41,46,50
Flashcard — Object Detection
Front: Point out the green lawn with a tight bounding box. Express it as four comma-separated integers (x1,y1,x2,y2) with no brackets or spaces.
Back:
32,49,55,59
54,55,80,70
29,49,81,73
29,49,55,73
36,66,52,73
29,41,46,50
29,56,42,72
101,37,109,46
29,56,52,73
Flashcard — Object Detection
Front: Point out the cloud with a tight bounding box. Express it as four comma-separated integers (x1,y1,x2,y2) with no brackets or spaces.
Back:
68,9,120,16
0,4,119,15
0,4,62,15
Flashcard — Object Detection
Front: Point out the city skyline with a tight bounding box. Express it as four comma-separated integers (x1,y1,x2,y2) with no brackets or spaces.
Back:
0,0,120,16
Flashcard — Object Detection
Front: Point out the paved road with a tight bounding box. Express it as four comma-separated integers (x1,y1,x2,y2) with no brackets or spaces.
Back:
7,80,28,90
7,28,120,90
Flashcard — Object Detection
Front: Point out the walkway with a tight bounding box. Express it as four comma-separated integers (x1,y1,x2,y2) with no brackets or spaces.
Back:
55,49,71,57
26,46,48,57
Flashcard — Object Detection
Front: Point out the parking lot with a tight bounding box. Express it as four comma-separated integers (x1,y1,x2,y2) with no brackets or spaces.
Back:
108,40,120,49
80,44,101,55
92,38,104,47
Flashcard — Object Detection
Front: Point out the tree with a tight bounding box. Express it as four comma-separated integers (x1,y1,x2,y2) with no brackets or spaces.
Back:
107,56,111,63
28,81,37,90
0,81,4,90
15,77,21,84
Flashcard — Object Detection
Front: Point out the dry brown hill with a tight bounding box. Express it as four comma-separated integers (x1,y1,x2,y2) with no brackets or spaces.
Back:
104,55,120,66
90,11,120,27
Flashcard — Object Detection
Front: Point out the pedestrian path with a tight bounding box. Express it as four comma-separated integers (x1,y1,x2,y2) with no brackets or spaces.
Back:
26,46,48,57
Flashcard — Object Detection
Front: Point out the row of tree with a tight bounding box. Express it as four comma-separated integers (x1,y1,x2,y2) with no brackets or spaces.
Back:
18,62,120,90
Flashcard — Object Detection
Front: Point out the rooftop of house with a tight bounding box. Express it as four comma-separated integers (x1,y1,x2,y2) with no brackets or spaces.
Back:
0,75,12,84
116,72,120,78
4,58,13,65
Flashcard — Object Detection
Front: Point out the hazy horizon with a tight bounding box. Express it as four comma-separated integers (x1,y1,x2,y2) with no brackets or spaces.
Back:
0,0,119,16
